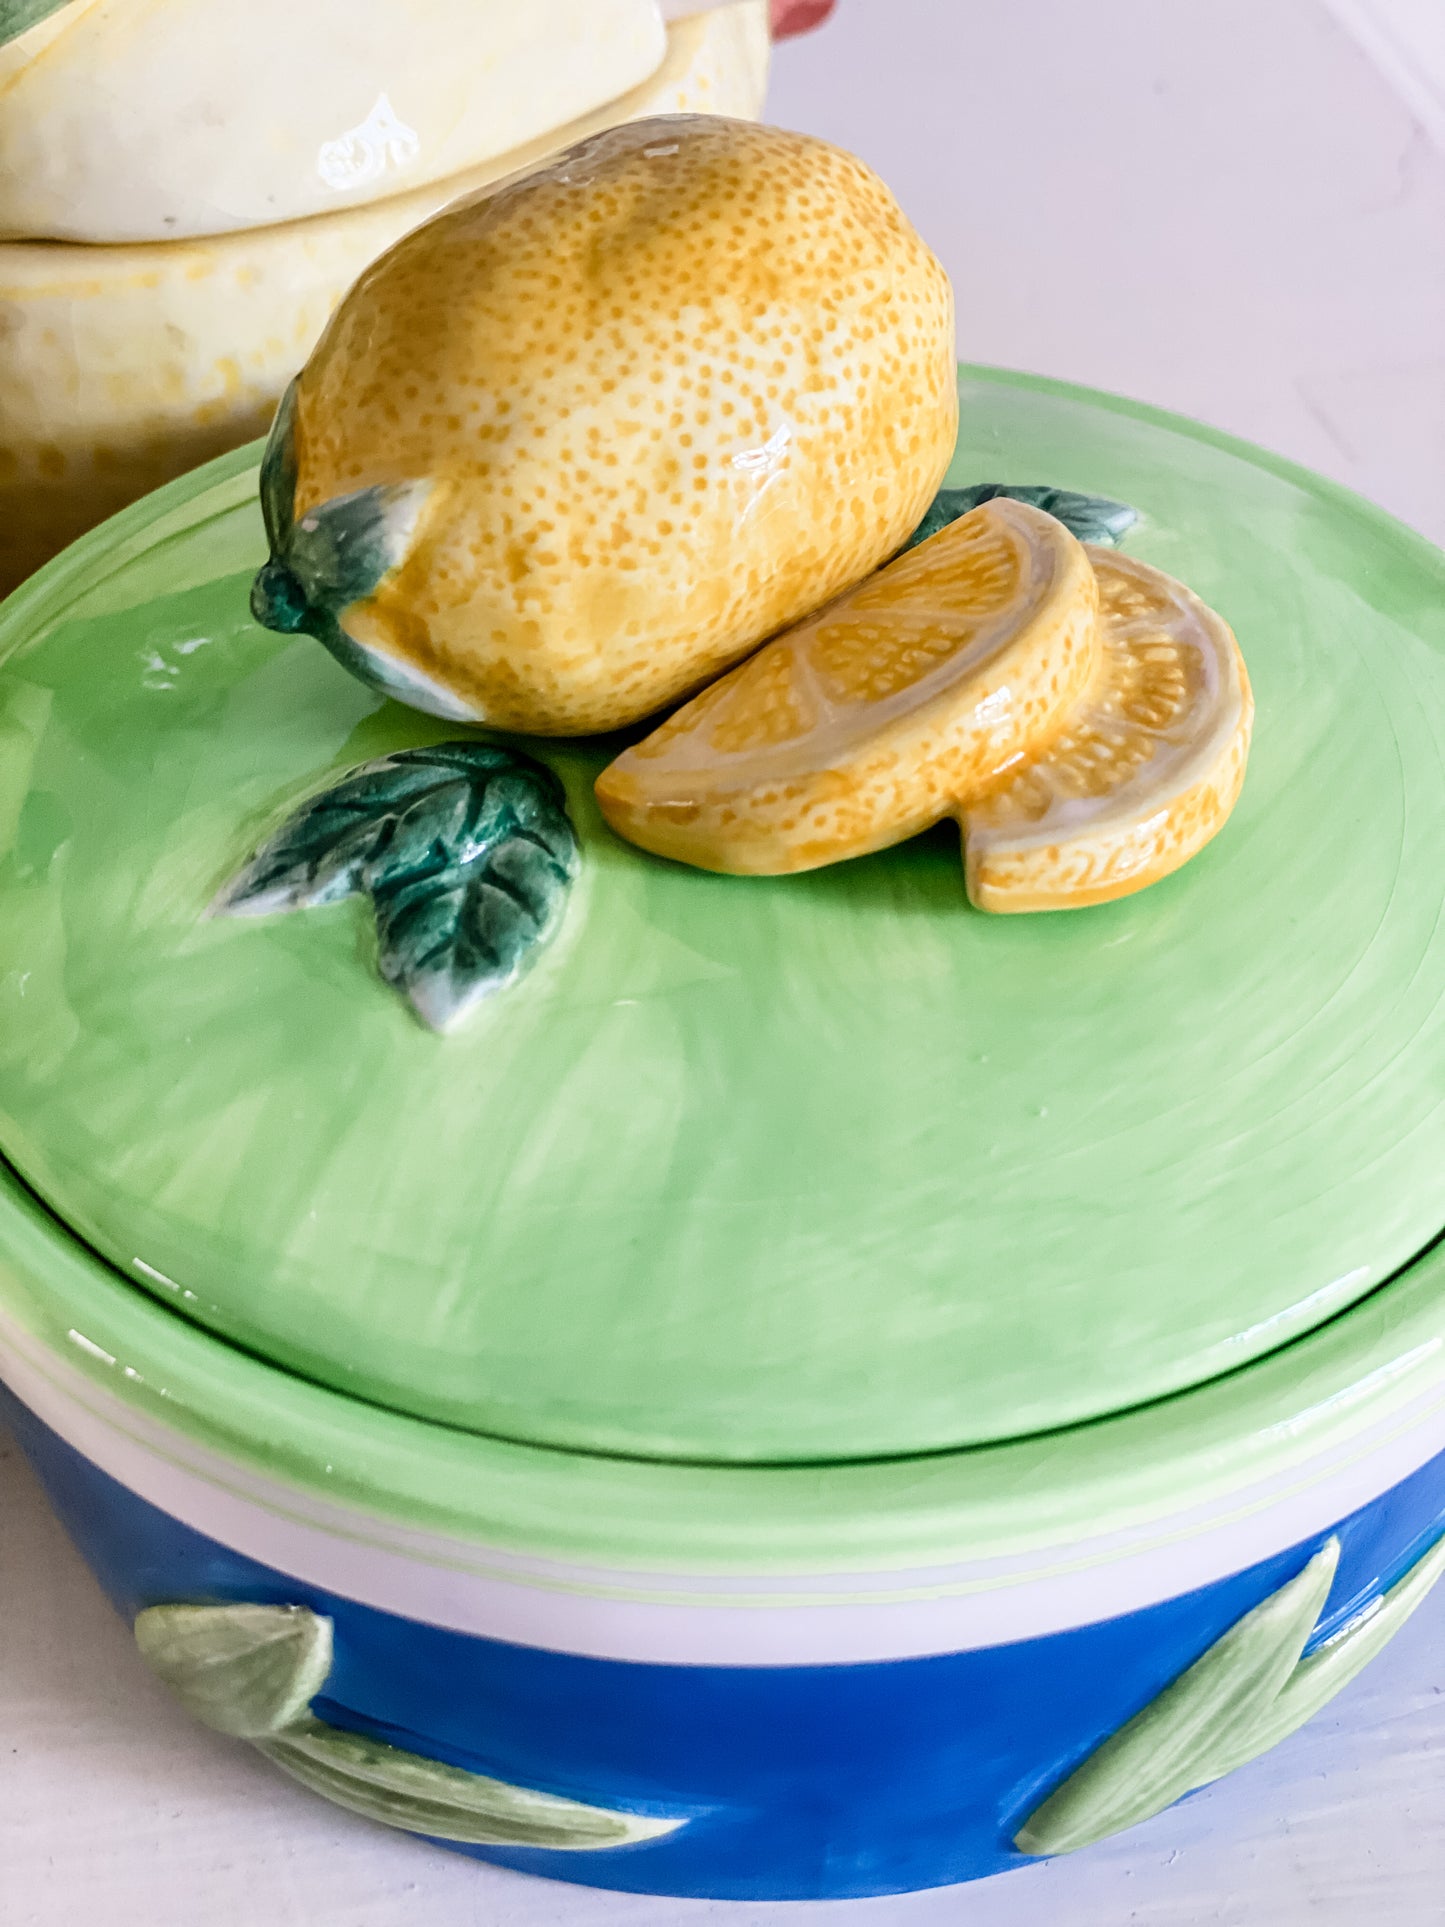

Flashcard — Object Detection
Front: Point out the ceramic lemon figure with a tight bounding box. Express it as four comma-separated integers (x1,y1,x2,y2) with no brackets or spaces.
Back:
252,114,958,735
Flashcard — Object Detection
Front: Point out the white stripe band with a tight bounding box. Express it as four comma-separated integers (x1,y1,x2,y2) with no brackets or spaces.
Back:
3,1316,1441,1666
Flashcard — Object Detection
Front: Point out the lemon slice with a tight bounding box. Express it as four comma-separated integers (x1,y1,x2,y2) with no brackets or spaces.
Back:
961,547,1253,911
595,498,1099,873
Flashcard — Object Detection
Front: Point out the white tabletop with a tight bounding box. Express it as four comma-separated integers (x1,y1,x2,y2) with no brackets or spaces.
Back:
3,2,1444,1921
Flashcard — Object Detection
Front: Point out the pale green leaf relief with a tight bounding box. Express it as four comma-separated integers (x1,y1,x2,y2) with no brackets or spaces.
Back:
214,742,580,1031
1209,1528,1445,1781
134,1603,334,1739
260,1719,684,1851
1016,1531,1445,1857
135,1599,684,1851
908,484,1138,552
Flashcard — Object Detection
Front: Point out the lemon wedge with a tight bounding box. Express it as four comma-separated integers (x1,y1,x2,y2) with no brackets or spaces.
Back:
595,498,1099,872
960,547,1253,911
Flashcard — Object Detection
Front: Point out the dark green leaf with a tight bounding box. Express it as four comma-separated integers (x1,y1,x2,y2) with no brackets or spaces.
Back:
286,479,432,616
907,484,1138,552
215,742,579,1031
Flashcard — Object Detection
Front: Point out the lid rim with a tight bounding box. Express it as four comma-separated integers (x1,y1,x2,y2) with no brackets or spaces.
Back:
2,1155,1441,1579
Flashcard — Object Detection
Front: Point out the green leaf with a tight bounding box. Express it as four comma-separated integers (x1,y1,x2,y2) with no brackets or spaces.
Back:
258,1718,684,1850
907,484,1138,552
214,742,580,1031
1208,1529,1445,1780
1016,1529,1445,1857
0,0,76,49
136,1600,686,1849
1014,1541,1338,1857
134,1603,333,1739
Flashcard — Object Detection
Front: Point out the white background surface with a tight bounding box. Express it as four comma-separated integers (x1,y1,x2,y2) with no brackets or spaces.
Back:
3,2,1444,1921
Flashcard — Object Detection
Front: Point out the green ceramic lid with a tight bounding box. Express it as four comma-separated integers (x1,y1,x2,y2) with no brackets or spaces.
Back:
3,368,1444,1467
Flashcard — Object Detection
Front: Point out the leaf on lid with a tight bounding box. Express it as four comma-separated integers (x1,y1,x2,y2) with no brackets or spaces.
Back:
214,741,579,1032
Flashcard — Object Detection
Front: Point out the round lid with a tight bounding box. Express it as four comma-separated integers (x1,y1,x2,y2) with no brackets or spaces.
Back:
3,369,1444,1467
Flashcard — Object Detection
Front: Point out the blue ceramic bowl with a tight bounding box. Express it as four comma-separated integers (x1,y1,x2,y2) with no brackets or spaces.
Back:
3,1173,1443,1900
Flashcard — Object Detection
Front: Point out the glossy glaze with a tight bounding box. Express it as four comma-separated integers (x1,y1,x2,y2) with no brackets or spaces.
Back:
134,1601,683,1847
216,743,580,1031
2,373,1445,1466
960,545,1254,911
6,1393,1443,1898
0,0,668,241
276,115,957,734
597,488,1251,905
0,5,770,595
1016,1532,1445,1854
594,498,1102,872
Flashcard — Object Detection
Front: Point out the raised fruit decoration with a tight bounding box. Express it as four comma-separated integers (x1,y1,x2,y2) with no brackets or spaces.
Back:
961,547,1253,912
251,112,957,736
593,498,1099,874
249,109,1250,920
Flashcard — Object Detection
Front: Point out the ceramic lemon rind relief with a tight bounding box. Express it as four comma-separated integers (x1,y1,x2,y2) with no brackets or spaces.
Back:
233,464,1138,1027
256,116,960,738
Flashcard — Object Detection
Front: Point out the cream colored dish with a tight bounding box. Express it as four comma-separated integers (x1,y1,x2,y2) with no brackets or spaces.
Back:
0,0,669,242
0,3,770,595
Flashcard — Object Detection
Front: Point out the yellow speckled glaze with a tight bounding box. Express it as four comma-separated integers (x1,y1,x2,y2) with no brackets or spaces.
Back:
0,5,770,596
596,499,1098,871
962,548,1253,911
289,115,958,735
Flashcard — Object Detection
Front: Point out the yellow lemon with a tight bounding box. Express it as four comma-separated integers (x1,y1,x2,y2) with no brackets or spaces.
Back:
256,113,958,735
961,547,1253,911
594,499,1098,870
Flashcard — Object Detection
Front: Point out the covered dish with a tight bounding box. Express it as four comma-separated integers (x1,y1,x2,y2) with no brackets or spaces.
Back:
0,369,1442,1898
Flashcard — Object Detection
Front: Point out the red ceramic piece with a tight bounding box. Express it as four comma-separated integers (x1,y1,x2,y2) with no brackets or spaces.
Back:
770,0,836,40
